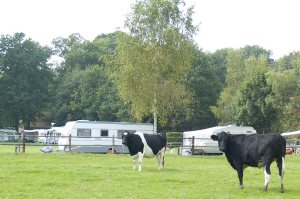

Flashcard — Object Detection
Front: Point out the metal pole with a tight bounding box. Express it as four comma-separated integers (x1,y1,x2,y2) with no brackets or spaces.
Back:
112,135,115,154
191,136,195,156
68,134,72,152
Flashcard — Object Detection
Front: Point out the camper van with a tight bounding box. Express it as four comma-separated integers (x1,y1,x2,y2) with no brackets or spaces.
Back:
181,125,257,155
57,120,154,153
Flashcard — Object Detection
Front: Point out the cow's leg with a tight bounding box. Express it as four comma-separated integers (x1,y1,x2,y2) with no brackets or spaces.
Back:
156,154,161,169
133,159,136,170
156,148,165,170
161,147,166,168
237,166,244,189
138,152,144,172
263,165,271,192
131,155,138,170
277,156,285,193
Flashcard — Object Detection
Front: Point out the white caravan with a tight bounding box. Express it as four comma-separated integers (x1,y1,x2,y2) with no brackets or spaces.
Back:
57,120,154,153
0,129,17,142
181,125,257,155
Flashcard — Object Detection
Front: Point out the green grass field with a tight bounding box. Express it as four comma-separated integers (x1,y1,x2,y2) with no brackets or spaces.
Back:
0,145,299,199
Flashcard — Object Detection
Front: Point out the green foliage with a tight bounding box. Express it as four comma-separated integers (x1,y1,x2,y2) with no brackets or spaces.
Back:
275,52,300,71
209,48,231,84
126,0,198,43
0,33,53,130
268,55,300,132
211,50,245,125
47,68,85,125
2,29,300,133
211,45,300,133
166,131,183,146
281,96,300,131
52,33,86,57
71,65,133,121
184,49,221,130
241,45,274,63
212,47,278,132
237,70,275,133
114,0,197,128
47,33,132,125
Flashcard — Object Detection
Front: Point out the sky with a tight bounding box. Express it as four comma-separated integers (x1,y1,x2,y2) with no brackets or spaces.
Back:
1,0,300,59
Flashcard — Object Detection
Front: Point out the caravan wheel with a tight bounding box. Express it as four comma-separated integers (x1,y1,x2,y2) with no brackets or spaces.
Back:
106,148,116,154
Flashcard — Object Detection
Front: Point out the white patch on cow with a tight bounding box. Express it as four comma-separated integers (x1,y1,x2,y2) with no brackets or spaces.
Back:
123,132,128,136
281,157,285,184
131,152,144,172
135,132,155,157
282,157,285,173
131,154,138,170
264,167,271,187
138,152,143,172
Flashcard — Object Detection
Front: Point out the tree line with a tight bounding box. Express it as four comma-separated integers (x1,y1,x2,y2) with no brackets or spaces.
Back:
0,0,299,134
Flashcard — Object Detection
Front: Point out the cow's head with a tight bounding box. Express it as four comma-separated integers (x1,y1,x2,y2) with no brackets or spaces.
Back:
121,131,132,146
211,131,230,152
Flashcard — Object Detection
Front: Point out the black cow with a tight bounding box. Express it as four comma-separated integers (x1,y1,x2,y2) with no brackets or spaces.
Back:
211,131,286,193
121,132,167,172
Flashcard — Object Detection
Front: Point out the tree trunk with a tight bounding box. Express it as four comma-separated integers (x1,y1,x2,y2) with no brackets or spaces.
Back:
153,95,158,134
153,112,157,134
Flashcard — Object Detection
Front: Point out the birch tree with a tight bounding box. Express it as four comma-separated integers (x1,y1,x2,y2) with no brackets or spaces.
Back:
114,0,197,132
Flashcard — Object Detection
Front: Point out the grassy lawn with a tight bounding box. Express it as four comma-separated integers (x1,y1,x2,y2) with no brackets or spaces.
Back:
0,145,299,199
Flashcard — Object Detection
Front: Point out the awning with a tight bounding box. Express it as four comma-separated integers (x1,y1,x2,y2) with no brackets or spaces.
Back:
281,130,300,137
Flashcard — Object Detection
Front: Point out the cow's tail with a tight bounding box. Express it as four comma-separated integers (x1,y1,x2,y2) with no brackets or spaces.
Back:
279,135,286,193
281,136,286,173
277,135,286,177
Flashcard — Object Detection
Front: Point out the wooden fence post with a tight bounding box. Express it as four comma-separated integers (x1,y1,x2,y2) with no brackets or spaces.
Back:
68,134,72,152
191,136,195,156
15,145,18,154
22,131,26,153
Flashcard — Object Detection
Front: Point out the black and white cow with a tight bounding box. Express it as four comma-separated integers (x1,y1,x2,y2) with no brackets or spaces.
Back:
211,131,286,193
121,132,167,172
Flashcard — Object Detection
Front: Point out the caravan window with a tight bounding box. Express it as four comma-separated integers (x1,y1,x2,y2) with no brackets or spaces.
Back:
77,129,91,137
101,130,109,137
117,130,136,138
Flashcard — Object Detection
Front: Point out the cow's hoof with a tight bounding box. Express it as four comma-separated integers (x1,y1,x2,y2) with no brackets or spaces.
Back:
263,187,267,192
239,185,243,190
280,185,284,193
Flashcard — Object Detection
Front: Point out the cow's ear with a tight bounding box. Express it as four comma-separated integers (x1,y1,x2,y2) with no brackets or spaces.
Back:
122,131,129,136
211,134,218,141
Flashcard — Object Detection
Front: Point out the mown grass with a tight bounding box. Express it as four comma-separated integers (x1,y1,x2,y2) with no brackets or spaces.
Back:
0,145,299,199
